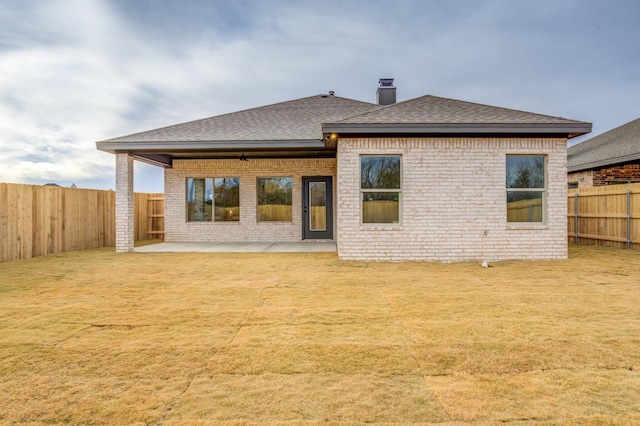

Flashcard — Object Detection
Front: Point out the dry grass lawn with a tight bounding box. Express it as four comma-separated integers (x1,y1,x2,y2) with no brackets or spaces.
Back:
1,243,640,424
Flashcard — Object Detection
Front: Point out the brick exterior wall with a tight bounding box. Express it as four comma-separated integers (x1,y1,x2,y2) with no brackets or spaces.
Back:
115,153,134,252
336,137,568,262
569,163,640,188
162,138,568,262
165,159,336,243
567,170,594,188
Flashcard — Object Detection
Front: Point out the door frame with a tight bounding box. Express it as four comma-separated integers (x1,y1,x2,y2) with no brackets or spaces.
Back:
302,176,333,240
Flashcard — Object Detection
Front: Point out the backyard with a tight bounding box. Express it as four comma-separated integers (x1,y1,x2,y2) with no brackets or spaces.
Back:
1,244,639,424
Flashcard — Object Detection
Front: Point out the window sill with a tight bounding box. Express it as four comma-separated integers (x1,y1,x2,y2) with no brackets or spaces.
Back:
186,221,241,224
359,225,403,231
506,223,549,230
258,221,293,224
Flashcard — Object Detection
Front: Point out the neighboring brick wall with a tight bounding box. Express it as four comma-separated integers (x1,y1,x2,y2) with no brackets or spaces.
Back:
594,163,640,186
569,163,640,188
336,137,568,262
165,159,336,242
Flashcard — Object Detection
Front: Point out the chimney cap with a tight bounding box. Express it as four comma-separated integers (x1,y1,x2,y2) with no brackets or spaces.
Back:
379,78,394,87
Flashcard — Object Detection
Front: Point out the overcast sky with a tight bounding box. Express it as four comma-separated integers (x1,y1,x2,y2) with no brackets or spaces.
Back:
1,0,638,192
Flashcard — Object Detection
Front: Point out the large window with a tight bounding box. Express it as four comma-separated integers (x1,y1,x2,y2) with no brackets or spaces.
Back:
360,156,401,224
187,177,239,222
257,177,292,222
506,155,545,223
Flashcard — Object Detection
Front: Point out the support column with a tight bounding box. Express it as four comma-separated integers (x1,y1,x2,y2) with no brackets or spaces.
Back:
115,153,134,252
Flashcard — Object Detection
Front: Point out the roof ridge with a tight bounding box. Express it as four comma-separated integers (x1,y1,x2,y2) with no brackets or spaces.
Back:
333,103,387,122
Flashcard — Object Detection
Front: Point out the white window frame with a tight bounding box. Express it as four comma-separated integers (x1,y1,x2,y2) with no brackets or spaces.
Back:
506,155,547,224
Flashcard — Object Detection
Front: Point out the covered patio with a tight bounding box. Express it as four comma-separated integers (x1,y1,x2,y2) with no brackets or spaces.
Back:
134,241,337,253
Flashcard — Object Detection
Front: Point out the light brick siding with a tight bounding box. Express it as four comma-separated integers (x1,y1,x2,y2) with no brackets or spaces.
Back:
567,170,594,188
115,153,134,252
569,163,640,188
165,159,336,243
336,137,568,262
162,138,568,262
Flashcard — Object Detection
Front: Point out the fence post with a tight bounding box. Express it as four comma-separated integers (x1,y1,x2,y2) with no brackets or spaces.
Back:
574,192,579,244
627,189,632,249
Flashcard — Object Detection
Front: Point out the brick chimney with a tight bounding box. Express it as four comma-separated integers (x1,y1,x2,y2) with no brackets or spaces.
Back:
376,78,396,105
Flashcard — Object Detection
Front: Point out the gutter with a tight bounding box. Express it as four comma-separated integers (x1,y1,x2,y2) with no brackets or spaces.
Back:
322,122,592,138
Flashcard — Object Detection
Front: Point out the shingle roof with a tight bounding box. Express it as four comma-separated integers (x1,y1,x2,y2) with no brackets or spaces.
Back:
568,118,640,172
102,94,377,143
333,94,586,125
97,90,591,168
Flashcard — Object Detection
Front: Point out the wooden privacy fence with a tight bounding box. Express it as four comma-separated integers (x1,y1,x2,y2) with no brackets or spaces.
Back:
0,183,164,262
568,183,640,249
135,193,165,240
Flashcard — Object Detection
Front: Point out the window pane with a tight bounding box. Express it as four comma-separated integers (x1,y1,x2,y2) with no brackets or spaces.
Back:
214,178,240,221
187,178,212,221
506,156,544,188
507,191,543,222
257,177,292,222
361,156,401,189
362,192,399,223
309,182,326,231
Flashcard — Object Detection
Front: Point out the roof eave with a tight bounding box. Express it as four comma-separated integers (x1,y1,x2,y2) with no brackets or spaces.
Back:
568,153,640,173
95,139,325,154
322,122,592,138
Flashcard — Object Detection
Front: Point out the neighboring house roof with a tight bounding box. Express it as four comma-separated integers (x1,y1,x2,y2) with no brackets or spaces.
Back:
97,90,591,168
568,118,640,173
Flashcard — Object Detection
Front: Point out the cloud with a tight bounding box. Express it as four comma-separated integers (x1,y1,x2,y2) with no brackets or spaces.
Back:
0,0,639,190
0,0,179,190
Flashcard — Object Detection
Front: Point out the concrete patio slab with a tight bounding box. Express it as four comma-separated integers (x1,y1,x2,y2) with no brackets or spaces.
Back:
134,242,337,253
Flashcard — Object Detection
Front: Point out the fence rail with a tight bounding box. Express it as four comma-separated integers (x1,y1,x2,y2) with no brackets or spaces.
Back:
0,183,164,262
568,183,640,249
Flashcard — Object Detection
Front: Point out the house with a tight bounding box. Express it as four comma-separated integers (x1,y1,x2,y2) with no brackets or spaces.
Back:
568,118,640,188
97,79,591,261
